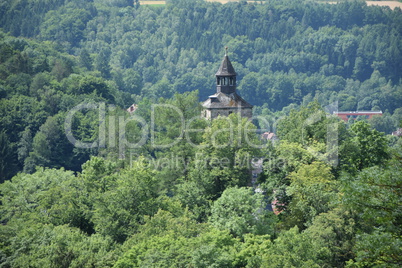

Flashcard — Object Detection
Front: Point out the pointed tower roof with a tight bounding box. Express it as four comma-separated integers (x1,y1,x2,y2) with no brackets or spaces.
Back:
201,47,253,119
215,48,236,76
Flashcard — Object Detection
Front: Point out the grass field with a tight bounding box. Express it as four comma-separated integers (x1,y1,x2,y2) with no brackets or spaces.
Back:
365,1,402,9
139,1,166,5
323,1,402,10
140,0,402,9
140,0,266,5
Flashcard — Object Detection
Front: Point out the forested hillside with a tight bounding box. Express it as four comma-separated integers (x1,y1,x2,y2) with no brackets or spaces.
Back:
1,0,402,267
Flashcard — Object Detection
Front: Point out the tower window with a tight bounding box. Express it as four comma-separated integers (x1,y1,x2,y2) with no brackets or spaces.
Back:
217,77,221,85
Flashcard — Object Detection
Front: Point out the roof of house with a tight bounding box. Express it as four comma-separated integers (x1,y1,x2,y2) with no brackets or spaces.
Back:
202,92,253,109
262,132,277,140
392,128,402,136
127,104,138,113
333,111,383,115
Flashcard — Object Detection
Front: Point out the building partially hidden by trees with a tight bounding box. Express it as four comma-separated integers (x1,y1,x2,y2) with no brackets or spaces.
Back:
202,49,252,119
333,111,382,122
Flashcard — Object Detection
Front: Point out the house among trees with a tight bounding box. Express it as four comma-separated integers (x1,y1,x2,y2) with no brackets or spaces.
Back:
392,128,402,137
333,111,382,122
202,49,253,119
127,104,138,113
261,131,278,141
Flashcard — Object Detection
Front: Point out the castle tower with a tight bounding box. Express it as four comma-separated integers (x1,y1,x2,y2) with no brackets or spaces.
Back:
202,48,253,119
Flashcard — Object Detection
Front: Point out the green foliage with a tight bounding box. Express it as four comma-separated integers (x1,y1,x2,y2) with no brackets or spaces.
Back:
277,101,335,144
1,0,402,177
3,0,401,110
369,113,396,135
341,156,402,267
186,113,261,201
0,131,17,182
0,0,402,266
261,101,345,219
115,211,240,268
0,168,89,229
39,2,94,48
210,186,276,238
342,120,389,172
304,208,356,267
261,226,330,268
91,160,161,243
0,95,48,143
286,161,337,228
27,114,71,170
0,223,117,268
234,233,273,267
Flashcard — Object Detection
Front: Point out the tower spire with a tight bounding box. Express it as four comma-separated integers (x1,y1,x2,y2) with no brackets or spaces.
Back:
215,48,237,94
201,51,253,120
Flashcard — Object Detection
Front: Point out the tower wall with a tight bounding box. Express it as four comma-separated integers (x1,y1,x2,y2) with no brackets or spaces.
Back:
206,108,252,120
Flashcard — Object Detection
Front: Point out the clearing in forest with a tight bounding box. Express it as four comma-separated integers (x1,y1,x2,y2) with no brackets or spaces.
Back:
140,0,266,5
325,1,402,10
140,0,402,9
366,1,402,9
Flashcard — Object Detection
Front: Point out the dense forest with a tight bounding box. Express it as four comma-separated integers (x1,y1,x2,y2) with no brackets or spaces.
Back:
0,0,402,267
